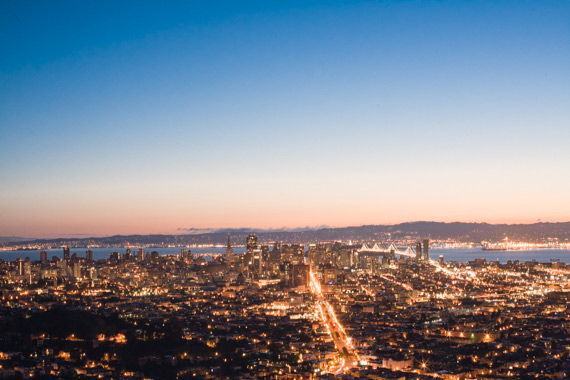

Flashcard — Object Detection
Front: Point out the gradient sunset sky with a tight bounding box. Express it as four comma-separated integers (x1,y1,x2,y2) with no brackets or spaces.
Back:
1,1,569,238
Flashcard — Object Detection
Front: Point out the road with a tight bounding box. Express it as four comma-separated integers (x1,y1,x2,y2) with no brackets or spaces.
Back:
309,269,360,373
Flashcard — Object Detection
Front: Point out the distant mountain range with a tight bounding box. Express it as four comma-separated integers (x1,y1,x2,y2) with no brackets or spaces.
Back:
2,222,569,248
0,236,34,243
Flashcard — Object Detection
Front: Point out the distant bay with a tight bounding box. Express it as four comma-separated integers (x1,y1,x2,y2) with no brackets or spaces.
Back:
0,247,245,262
1,247,570,264
431,247,570,264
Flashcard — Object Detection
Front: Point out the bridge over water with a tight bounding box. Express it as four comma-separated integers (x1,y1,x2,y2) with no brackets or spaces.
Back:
356,243,417,258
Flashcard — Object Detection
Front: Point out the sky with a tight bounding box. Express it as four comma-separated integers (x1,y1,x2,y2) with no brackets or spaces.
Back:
1,1,569,238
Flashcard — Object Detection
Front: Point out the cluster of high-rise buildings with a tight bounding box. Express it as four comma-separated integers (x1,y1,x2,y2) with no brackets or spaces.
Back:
224,233,310,287
1,234,569,379
4,235,434,290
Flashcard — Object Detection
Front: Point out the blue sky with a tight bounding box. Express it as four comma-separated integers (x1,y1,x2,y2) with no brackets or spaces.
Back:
1,1,569,237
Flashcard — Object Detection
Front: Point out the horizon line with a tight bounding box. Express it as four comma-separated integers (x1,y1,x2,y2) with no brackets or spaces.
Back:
4,220,569,242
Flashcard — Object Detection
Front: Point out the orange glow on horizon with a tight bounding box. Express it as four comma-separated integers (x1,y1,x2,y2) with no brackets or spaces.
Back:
2,214,570,239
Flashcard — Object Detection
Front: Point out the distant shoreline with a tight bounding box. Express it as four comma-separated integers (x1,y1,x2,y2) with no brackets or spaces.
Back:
2,246,570,265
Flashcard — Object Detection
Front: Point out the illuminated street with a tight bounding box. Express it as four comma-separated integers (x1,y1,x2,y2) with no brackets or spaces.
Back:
1,0,569,378
310,269,360,373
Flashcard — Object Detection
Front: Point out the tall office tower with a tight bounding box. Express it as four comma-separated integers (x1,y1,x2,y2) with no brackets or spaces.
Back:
293,244,305,264
137,248,145,261
86,250,94,261
415,242,422,260
439,255,444,265
246,234,258,252
308,244,324,265
242,249,253,271
273,241,282,252
269,243,281,264
333,241,342,252
261,245,269,262
331,241,342,265
125,248,132,260
280,261,292,284
23,257,32,279
291,264,310,287
40,250,48,263
180,249,188,260
423,239,430,261
110,251,121,261
252,248,263,274
17,258,24,276
225,233,234,262
337,249,351,268
63,247,70,261
72,261,81,279
280,244,293,263
150,251,159,261
366,257,378,274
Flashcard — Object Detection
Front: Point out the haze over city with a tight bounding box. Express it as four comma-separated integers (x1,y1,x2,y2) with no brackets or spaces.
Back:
1,1,569,238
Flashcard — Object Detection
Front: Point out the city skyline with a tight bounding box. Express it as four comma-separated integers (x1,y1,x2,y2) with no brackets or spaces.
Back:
2,1,570,238
1,228,570,379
